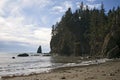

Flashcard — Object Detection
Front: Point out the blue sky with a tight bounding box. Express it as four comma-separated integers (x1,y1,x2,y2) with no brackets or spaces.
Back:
0,0,120,53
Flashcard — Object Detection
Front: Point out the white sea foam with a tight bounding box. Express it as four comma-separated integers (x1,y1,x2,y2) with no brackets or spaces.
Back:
60,58,111,68
0,53,111,77
0,53,53,77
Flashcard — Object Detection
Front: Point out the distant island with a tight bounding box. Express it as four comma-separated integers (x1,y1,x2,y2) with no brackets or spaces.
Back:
50,2,120,58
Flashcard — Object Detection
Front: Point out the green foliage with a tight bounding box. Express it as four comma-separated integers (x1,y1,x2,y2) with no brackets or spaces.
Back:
50,2,120,58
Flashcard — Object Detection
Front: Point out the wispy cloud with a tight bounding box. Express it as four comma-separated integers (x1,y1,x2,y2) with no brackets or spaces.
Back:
51,1,73,14
87,3,101,9
63,1,73,9
0,0,10,16
0,16,51,46
76,1,101,9
0,0,115,52
21,0,51,8
76,2,87,9
52,6,65,13
87,0,96,2
0,0,52,52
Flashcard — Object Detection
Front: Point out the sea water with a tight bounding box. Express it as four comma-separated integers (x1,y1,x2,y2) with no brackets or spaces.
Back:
0,53,111,77
0,53,53,77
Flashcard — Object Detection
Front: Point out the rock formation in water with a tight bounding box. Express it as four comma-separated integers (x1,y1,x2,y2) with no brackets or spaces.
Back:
37,45,42,53
17,53,29,57
50,2,120,58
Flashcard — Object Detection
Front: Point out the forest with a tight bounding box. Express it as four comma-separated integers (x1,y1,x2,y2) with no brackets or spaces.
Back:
50,2,120,58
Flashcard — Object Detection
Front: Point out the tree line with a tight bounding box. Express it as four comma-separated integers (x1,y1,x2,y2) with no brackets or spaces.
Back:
50,2,120,58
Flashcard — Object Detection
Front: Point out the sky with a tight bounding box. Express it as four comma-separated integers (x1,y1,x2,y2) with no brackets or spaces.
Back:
0,0,120,53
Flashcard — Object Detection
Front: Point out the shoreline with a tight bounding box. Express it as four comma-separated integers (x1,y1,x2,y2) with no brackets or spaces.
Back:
1,59,120,80
0,58,110,78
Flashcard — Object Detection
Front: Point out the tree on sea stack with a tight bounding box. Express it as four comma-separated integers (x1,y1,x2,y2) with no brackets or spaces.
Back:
37,45,42,53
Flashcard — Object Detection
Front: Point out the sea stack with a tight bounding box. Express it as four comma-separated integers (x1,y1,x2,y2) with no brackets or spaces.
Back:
37,45,42,53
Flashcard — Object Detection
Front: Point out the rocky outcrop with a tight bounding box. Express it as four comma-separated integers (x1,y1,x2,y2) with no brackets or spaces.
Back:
17,53,29,57
37,46,42,53
107,45,120,58
100,31,120,58
100,32,114,57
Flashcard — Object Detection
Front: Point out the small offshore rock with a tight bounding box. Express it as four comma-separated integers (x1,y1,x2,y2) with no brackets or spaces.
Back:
12,57,15,59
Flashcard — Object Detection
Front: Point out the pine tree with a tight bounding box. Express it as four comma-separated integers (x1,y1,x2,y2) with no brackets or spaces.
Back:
50,2,120,58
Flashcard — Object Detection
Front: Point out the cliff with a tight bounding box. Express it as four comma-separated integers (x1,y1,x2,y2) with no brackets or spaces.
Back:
50,3,120,58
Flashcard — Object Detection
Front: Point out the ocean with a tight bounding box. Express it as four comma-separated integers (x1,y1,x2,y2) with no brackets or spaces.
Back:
0,53,110,77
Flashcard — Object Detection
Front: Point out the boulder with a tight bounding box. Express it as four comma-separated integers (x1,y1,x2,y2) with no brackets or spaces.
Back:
12,57,15,59
17,53,29,57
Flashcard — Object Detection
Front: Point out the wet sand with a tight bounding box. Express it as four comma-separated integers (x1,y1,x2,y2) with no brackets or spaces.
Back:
1,59,120,80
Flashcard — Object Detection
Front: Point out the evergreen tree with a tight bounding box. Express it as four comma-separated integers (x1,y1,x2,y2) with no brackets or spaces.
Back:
50,2,120,58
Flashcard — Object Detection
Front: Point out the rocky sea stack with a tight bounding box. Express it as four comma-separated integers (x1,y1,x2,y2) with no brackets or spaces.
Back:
37,45,42,53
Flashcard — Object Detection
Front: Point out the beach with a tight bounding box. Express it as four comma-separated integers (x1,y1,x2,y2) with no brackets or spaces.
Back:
1,59,120,80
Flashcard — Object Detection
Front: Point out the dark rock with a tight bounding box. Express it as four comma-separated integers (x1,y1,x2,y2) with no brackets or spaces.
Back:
42,53,51,56
12,57,15,59
117,69,120,72
17,53,29,57
107,45,120,59
101,31,120,59
109,73,115,76
61,76,66,79
37,45,42,53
